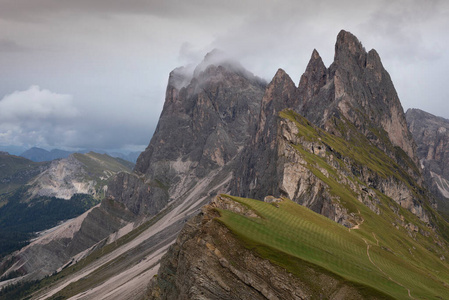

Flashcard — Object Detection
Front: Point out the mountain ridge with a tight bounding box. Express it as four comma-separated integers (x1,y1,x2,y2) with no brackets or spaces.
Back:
2,30,449,300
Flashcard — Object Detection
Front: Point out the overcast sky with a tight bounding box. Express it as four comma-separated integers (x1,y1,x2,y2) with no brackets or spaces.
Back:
0,0,448,154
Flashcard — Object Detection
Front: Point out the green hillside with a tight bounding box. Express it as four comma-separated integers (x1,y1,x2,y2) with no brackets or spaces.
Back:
0,152,134,258
0,153,48,195
73,152,135,199
218,195,449,299
73,152,135,176
212,110,449,299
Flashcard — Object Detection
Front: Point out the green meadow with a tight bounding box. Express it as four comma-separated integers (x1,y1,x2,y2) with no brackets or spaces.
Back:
217,195,449,299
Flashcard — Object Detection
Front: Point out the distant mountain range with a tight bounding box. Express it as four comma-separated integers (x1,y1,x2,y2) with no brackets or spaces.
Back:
0,151,134,259
18,147,141,163
19,147,73,162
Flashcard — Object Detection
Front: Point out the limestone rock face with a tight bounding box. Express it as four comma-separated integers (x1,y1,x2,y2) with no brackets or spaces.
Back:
301,30,417,172
406,108,449,213
231,30,425,224
110,52,266,216
232,69,299,200
25,152,133,200
3,31,442,298
27,154,95,200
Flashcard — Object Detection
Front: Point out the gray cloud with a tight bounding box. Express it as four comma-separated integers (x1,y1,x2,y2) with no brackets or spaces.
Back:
0,0,259,22
0,38,28,52
0,86,78,148
0,86,151,151
1,0,449,153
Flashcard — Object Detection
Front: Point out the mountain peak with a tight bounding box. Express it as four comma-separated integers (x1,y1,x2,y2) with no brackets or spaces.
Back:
311,48,321,60
335,30,365,53
334,30,366,68
272,68,291,81
298,49,327,99
193,49,237,77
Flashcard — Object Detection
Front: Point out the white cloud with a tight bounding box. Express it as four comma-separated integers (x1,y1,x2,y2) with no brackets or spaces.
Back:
0,85,78,121
0,85,79,148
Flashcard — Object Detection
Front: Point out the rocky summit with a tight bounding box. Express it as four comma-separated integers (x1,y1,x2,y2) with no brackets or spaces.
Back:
2,30,449,300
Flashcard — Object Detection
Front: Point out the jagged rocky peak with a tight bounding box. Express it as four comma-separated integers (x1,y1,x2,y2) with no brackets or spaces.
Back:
298,49,328,101
262,68,298,111
231,68,299,200
111,51,266,216
333,29,367,69
299,30,417,172
232,29,427,225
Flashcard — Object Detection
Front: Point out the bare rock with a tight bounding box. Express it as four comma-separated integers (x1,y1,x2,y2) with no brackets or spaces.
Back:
147,196,374,300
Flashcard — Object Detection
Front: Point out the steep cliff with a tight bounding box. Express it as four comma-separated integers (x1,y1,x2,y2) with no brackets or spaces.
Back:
406,108,449,216
232,30,426,224
3,31,449,300
150,31,449,299
109,51,265,217
301,31,417,169
0,52,267,297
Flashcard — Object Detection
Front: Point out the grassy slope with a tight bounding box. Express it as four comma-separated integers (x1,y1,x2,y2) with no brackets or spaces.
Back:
218,195,449,299
73,152,134,173
0,152,134,258
73,152,134,180
0,154,47,195
216,110,449,299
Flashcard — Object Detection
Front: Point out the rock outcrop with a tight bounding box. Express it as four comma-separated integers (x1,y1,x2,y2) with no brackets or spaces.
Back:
24,152,134,200
109,51,266,217
147,196,377,300
406,108,449,214
232,30,426,224
3,31,446,300
0,52,267,288
301,31,418,175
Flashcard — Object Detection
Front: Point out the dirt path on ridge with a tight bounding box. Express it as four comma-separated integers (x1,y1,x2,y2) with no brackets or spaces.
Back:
362,238,415,299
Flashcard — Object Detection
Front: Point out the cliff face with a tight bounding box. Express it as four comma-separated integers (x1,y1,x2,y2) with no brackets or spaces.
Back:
298,31,416,166
149,31,449,300
4,31,448,299
108,53,266,217
0,53,267,290
300,31,416,168
232,30,426,224
406,108,449,213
